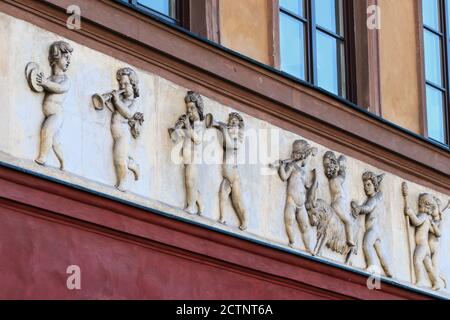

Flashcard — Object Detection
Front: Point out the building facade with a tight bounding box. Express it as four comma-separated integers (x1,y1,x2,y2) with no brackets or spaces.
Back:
0,0,449,299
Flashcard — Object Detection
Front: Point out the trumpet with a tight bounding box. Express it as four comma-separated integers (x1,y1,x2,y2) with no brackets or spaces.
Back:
92,89,125,111
268,147,317,169
268,158,297,169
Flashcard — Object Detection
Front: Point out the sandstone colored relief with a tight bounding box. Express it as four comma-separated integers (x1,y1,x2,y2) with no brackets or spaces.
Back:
5,12,450,296
169,91,204,215
402,182,449,290
25,41,73,170
351,172,393,277
306,151,359,264
271,140,317,252
206,112,247,230
92,67,144,192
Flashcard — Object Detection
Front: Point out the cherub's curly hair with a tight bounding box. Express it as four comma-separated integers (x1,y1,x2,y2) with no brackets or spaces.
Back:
228,112,245,129
185,91,204,121
48,41,73,67
117,67,140,98
362,171,384,192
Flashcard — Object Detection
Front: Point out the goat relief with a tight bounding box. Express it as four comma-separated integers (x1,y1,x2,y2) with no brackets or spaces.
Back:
306,151,359,264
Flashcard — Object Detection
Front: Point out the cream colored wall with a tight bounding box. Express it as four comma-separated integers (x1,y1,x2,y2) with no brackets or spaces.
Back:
219,0,271,65
379,0,422,134
1,12,449,297
219,0,424,134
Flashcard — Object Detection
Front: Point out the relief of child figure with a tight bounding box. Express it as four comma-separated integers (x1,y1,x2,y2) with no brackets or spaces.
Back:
110,68,144,192
169,91,204,215
351,172,393,278
277,140,317,252
403,189,442,289
34,41,73,170
428,197,449,290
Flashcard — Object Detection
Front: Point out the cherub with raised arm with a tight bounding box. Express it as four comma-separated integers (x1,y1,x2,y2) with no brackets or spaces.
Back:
276,140,317,252
323,151,355,248
207,112,247,230
428,197,449,290
402,183,443,289
351,172,393,277
28,41,73,170
169,91,204,215
109,67,144,192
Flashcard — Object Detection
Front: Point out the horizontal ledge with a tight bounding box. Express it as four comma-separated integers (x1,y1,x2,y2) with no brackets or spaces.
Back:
0,160,444,300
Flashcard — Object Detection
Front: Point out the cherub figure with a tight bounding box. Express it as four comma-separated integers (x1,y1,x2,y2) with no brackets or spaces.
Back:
109,68,144,192
351,172,393,277
28,41,73,170
428,197,449,290
402,184,443,289
208,112,247,230
323,151,355,247
169,91,204,215
276,140,317,251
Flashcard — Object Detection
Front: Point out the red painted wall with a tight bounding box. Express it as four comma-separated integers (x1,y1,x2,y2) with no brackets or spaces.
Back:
0,165,431,300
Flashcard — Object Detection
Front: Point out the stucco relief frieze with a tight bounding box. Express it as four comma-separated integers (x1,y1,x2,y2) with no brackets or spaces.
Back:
271,140,317,252
205,112,248,230
351,172,393,277
1,12,449,295
402,182,449,290
169,91,204,215
25,41,73,170
92,67,144,192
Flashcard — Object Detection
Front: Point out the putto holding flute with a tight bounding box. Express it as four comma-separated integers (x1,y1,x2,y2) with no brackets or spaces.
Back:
206,111,247,230
274,139,317,251
92,67,144,192
169,91,205,215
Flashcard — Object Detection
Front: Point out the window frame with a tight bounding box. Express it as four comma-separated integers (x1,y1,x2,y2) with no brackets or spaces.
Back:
120,0,186,26
420,0,450,146
118,0,221,42
276,0,356,101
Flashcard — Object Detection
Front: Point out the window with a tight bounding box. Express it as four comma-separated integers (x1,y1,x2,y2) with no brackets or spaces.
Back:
279,0,349,98
122,0,179,24
119,1,220,42
422,0,450,145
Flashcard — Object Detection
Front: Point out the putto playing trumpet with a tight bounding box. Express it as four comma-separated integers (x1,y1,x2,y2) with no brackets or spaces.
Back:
92,67,144,192
205,111,247,230
169,91,204,215
269,145,317,169
92,89,126,112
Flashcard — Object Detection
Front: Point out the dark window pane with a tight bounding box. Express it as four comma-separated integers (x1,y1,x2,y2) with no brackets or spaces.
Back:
424,30,443,86
280,13,306,80
138,0,170,16
316,31,343,96
315,0,342,34
426,85,446,143
422,0,440,31
280,0,303,17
